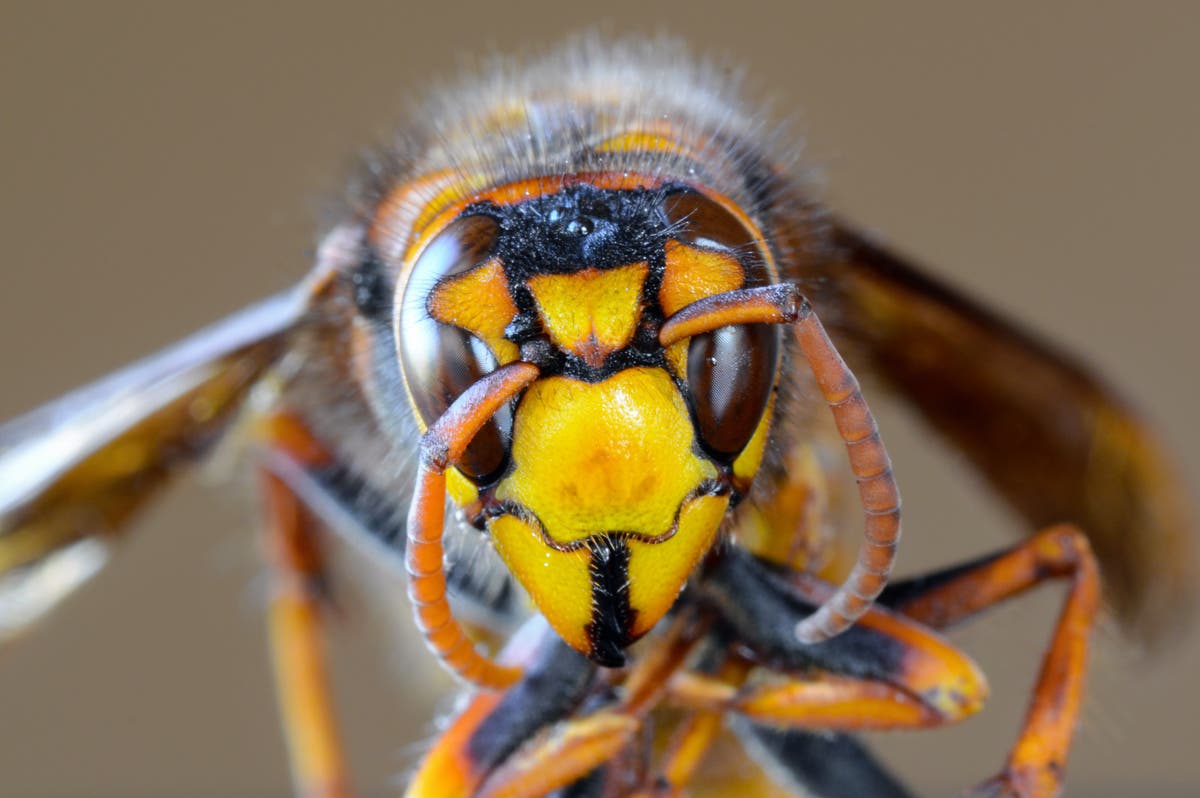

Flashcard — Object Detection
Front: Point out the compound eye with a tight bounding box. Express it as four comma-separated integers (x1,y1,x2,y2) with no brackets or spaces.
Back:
397,214,510,482
663,191,772,287
665,190,778,457
687,323,779,458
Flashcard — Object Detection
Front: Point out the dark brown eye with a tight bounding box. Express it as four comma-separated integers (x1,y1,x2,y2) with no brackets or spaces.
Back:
663,191,772,287
687,323,779,458
666,190,778,457
397,214,510,482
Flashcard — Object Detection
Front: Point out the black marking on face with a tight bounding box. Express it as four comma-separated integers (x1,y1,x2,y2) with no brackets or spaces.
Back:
468,183,674,279
585,536,636,667
557,345,668,383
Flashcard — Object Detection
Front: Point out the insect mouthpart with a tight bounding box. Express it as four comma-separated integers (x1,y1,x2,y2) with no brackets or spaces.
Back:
385,175,823,666
485,366,732,663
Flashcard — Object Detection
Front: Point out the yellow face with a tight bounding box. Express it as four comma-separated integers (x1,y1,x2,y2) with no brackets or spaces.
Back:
396,178,780,664
492,368,730,662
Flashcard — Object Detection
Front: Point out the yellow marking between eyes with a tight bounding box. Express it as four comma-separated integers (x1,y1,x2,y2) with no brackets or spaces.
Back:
527,264,649,367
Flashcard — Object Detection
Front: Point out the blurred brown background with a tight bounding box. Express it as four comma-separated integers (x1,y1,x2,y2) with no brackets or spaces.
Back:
1,3,1197,796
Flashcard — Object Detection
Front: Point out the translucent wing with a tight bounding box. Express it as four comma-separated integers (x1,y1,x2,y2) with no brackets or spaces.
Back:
819,221,1196,644
0,288,309,641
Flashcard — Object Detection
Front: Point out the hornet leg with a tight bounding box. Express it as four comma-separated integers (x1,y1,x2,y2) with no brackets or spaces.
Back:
881,524,1101,798
260,415,352,798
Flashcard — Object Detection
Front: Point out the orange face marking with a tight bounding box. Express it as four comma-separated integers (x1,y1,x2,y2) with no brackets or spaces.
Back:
527,264,649,367
659,239,746,317
427,258,520,362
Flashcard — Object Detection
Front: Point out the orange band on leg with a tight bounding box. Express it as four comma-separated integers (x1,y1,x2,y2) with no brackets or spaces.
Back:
261,469,353,798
